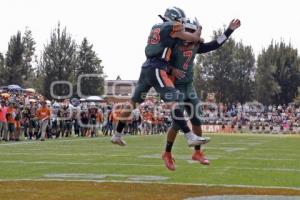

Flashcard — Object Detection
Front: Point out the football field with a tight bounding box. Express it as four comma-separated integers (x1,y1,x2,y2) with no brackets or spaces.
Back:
0,133,300,200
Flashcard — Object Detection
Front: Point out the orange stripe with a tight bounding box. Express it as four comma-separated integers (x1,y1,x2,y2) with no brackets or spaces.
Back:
165,48,172,61
159,70,174,87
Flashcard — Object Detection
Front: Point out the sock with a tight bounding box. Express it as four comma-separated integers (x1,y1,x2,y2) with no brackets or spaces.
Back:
194,145,201,151
172,108,190,133
116,121,126,134
165,141,173,152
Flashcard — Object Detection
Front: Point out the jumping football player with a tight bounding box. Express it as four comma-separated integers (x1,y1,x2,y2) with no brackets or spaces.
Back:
162,18,241,170
111,7,210,147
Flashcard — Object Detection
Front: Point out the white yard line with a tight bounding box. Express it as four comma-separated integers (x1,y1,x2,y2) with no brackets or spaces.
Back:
209,166,300,172
0,160,300,172
0,178,299,191
140,154,299,161
0,137,107,146
0,160,162,167
0,152,131,157
230,157,298,161
204,133,300,138
185,195,300,200
0,135,152,146
230,152,300,158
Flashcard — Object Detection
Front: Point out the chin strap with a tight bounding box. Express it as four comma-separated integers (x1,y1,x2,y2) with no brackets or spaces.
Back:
158,15,168,22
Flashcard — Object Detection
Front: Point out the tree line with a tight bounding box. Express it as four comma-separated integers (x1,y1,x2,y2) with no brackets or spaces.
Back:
0,23,104,100
1,24,300,105
194,29,300,105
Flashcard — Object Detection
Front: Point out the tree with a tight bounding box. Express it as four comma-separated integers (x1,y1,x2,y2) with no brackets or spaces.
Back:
75,37,104,97
22,28,36,87
229,42,255,104
194,29,255,104
5,31,24,86
40,23,77,99
32,55,45,94
195,30,236,103
0,53,5,86
255,41,300,105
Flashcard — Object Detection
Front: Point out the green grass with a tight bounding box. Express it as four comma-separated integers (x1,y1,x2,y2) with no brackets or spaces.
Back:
0,134,299,188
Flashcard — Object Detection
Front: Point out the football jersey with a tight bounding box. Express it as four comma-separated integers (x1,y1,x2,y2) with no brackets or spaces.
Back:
169,40,200,84
143,21,183,69
170,28,235,84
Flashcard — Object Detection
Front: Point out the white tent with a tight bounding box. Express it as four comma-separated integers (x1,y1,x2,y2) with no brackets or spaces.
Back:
86,96,104,102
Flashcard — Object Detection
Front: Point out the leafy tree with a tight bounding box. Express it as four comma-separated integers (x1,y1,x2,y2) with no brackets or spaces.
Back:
0,53,5,86
255,41,300,105
5,31,24,86
22,28,36,87
229,42,255,104
41,23,77,99
194,29,255,104
75,38,104,97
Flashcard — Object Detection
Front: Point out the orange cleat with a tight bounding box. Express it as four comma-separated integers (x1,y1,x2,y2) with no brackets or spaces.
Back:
162,152,176,171
192,151,210,165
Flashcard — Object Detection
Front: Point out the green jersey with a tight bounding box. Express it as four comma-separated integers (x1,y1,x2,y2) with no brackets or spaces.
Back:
170,28,234,84
169,40,200,84
144,21,183,62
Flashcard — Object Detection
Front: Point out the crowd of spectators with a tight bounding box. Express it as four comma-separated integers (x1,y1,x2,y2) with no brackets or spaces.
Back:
202,102,300,133
1,88,299,142
0,90,174,141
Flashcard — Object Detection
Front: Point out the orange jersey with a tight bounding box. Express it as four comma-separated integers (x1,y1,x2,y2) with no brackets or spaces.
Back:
6,107,16,123
143,112,154,122
110,109,121,123
36,107,51,120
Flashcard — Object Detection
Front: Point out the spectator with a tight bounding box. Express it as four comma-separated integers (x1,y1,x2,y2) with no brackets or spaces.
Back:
36,101,51,141
0,101,8,140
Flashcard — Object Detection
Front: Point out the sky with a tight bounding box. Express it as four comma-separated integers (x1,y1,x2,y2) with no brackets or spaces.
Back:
1,0,300,80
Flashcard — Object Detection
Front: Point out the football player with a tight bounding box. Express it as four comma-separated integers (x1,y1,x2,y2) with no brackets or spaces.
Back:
111,7,210,147
162,18,241,170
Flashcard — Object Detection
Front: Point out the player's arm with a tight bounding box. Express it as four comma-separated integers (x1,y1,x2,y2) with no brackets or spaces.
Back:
169,66,186,79
197,19,241,54
170,22,202,42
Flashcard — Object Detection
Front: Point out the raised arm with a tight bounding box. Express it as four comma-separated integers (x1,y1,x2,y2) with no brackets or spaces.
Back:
198,19,241,54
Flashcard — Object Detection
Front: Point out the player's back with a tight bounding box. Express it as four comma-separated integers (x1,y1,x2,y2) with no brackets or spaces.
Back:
143,21,183,69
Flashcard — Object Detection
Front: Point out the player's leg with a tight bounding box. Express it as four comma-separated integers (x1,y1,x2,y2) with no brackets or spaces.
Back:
111,68,151,146
161,84,185,171
186,83,210,165
162,125,179,171
154,75,209,147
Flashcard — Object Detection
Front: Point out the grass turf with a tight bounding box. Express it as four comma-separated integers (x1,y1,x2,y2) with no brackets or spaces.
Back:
0,133,299,188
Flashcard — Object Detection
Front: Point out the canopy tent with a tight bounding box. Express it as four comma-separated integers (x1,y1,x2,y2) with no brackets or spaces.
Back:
8,85,23,91
79,98,86,102
24,88,36,93
86,96,104,102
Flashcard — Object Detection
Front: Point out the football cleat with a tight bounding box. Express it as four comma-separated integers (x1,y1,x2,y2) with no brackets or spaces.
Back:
192,151,210,165
186,134,210,147
111,134,126,146
162,152,176,171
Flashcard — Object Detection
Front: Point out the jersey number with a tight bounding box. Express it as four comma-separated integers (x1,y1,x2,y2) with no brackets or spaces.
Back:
148,28,161,45
183,50,193,70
